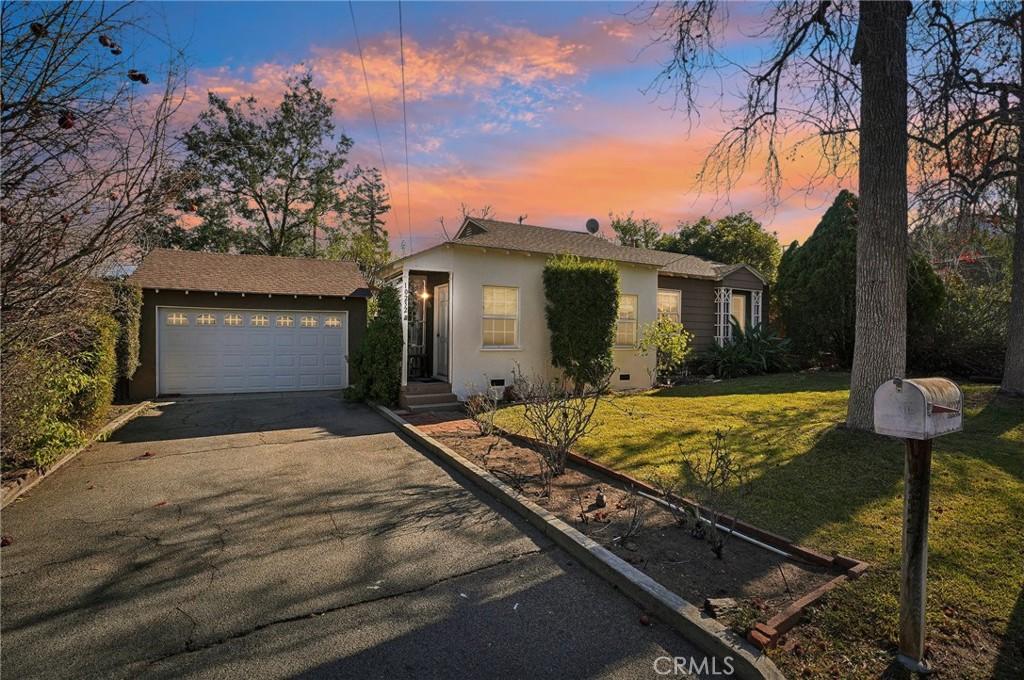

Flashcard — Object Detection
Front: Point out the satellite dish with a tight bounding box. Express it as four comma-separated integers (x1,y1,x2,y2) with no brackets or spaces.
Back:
585,218,600,234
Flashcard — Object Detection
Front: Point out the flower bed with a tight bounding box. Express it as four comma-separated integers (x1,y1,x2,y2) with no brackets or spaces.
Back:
406,411,866,647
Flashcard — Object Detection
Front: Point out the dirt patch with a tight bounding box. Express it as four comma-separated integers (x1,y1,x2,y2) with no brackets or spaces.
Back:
411,414,836,638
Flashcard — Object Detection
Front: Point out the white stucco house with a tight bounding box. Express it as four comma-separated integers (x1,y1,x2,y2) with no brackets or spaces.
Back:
384,218,766,409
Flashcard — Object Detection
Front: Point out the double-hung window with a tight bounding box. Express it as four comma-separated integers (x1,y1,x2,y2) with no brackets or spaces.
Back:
657,289,681,323
616,294,638,347
482,286,518,348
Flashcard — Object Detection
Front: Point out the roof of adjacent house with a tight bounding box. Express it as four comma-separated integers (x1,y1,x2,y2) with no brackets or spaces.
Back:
129,249,371,298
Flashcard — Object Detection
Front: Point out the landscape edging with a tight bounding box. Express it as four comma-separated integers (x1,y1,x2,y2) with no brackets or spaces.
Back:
1,401,154,509
375,404,785,680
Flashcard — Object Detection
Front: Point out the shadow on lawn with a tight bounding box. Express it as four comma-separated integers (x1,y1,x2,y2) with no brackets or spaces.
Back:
994,586,1024,679
651,371,851,399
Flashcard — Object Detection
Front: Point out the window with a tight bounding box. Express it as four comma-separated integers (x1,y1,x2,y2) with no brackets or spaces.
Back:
657,289,681,323
482,286,518,347
731,291,749,332
166,312,188,326
276,315,294,328
250,314,269,327
323,316,342,328
300,316,318,328
616,294,638,346
223,314,242,327
196,313,216,326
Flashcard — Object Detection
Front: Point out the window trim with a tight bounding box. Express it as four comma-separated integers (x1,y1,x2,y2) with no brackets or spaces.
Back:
166,312,189,326
250,313,269,328
481,285,520,349
276,314,294,328
615,293,639,348
223,313,243,327
323,315,342,328
300,315,319,328
656,288,682,324
196,312,217,326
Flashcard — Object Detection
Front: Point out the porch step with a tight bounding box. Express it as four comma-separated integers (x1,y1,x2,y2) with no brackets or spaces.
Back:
401,392,461,407
402,381,453,396
405,401,463,413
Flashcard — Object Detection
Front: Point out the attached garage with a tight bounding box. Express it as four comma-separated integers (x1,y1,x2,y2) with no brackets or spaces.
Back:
128,249,369,400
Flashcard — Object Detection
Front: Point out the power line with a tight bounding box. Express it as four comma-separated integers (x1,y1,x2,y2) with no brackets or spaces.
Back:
348,0,395,236
398,0,413,253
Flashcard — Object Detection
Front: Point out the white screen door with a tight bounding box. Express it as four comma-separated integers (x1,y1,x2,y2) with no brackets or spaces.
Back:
434,284,449,378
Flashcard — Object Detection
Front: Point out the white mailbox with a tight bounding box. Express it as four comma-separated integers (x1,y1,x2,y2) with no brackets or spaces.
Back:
874,378,963,440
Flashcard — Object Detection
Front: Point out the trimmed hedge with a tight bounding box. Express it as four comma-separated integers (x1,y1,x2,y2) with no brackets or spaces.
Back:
543,254,619,385
1,307,119,469
347,285,403,406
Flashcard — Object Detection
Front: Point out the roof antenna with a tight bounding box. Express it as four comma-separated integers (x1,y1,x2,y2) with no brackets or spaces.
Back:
518,214,527,224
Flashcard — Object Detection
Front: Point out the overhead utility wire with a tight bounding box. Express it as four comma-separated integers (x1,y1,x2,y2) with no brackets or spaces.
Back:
398,0,414,253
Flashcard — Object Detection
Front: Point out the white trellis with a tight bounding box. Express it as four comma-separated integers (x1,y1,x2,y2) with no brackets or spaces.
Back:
714,287,732,345
751,290,763,328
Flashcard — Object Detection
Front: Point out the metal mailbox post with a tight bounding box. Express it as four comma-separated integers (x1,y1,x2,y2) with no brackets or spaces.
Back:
873,377,963,673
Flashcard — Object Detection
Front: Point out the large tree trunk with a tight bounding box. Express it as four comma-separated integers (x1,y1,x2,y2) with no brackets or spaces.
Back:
1002,130,1024,396
847,1,909,430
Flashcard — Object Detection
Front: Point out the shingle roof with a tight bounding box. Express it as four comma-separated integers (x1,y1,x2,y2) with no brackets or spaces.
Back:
129,249,370,298
454,218,725,279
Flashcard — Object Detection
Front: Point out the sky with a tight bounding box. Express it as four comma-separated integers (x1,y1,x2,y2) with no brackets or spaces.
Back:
140,1,850,253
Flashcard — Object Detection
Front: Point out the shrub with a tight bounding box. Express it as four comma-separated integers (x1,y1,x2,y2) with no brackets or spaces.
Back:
69,311,119,432
543,254,619,386
1,346,87,469
639,316,693,383
776,190,945,367
348,286,403,406
693,323,793,378
0,309,118,469
110,280,142,380
512,363,608,486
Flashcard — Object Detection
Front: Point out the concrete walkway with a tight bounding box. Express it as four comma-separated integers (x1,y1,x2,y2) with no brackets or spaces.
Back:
1,393,701,679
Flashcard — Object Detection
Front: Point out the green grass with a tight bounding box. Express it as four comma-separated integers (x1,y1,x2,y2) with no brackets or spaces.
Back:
499,372,1024,678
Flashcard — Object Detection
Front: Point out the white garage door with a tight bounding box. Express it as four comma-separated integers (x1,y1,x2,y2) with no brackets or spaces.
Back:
157,307,348,395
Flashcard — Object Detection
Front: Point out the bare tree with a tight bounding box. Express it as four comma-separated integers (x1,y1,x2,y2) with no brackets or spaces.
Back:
910,2,1024,395
1,1,186,349
637,2,915,429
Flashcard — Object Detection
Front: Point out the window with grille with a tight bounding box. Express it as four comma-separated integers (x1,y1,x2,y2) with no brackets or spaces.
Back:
615,294,638,347
482,286,518,347
166,312,188,326
300,316,318,328
324,316,341,328
657,289,681,323
223,313,242,326
276,315,294,328
196,313,216,326
251,314,269,327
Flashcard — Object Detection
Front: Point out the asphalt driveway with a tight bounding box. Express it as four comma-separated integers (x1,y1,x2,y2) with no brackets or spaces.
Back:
1,393,702,679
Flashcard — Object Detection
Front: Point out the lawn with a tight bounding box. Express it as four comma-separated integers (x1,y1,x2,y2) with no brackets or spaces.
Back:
502,372,1024,679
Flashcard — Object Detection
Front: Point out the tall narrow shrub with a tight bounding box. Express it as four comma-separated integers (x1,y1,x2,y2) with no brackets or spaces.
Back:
348,286,403,405
110,280,142,380
543,254,619,385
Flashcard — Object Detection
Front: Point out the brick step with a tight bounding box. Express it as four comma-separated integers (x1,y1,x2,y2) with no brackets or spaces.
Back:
405,401,463,413
402,381,453,396
401,392,460,407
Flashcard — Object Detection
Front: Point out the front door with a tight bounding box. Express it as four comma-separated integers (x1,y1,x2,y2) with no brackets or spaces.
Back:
434,284,450,378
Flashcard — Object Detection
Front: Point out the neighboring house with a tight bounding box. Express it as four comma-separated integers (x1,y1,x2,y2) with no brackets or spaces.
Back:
127,249,370,399
384,218,765,407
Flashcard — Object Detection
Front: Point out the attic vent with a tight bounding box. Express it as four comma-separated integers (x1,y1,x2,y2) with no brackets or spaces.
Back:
490,378,506,387
619,373,630,381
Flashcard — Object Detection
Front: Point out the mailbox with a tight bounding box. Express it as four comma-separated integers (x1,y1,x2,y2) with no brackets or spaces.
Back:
873,377,963,440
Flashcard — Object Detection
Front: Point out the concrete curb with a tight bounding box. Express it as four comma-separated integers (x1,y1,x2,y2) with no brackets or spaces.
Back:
375,404,785,680
1,401,154,509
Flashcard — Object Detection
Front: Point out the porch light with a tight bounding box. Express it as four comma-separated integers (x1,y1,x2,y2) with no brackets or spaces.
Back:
419,291,430,300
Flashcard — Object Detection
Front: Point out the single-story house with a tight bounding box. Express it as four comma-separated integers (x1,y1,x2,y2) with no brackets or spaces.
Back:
127,249,370,400
384,218,765,408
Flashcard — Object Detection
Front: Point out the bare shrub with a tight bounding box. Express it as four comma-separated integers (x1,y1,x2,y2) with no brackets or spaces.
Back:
615,487,646,545
464,385,500,437
647,471,698,530
681,429,748,559
511,363,609,491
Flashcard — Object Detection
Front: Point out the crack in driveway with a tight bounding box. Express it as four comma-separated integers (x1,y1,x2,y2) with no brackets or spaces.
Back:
142,546,549,667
